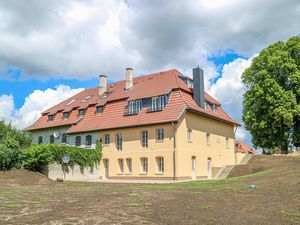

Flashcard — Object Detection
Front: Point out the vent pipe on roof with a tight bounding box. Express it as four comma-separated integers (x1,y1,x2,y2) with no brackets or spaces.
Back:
99,74,107,96
125,68,134,90
193,66,205,108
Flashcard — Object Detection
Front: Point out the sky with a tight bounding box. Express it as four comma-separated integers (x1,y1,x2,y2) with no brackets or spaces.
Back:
0,0,300,148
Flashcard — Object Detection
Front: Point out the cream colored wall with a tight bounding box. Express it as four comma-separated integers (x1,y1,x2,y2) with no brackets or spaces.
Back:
235,152,247,164
175,112,236,179
99,124,175,179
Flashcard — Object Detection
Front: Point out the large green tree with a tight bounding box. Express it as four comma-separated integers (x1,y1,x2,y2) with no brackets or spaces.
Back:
242,36,300,153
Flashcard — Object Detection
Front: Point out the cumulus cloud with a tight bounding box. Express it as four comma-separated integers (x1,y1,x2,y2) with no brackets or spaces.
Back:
0,85,83,129
208,57,254,144
0,0,299,80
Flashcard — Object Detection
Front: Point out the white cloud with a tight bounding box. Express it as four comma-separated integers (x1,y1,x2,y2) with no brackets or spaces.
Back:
0,85,83,129
0,0,299,80
208,57,253,145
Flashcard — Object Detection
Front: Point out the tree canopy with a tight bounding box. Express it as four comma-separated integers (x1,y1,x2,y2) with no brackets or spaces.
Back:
242,36,300,153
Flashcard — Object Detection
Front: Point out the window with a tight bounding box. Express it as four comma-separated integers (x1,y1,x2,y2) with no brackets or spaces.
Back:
78,109,85,117
206,133,211,145
156,157,164,173
49,135,54,144
48,115,54,121
81,95,92,103
156,128,164,141
151,95,168,112
85,135,92,147
226,137,229,148
118,159,124,174
127,99,142,115
126,158,132,174
61,133,67,144
116,133,122,151
141,158,148,173
104,134,110,145
96,106,103,114
38,136,43,144
141,130,148,148
75,136,81,146
212,104,218,112
66,98,77,106
187,129,192,142
63,112,69,119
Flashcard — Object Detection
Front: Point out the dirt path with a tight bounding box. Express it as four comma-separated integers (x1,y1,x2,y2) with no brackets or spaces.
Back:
0,156,299,225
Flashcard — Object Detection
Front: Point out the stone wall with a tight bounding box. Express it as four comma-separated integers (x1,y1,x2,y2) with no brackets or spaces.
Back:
43,162,101,182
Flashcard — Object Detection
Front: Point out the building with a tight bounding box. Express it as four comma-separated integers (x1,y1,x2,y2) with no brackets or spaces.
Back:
235,140,259,164
26,67,240,180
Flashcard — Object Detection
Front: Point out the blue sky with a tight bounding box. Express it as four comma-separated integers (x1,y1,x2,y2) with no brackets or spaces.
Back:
0,53,242,109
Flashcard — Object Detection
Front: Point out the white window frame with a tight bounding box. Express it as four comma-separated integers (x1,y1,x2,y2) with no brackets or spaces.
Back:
156,128,164,141
141,158,148,173
78,109,85,117
141,130,148,148
104,134,110,145
85,135,92,147
157,157,164,173
116,133,122,151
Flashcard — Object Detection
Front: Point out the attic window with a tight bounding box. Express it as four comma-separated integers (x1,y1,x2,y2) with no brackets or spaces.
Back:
96,106,103,114
78,109,85,117
110,83,116,88
81,95,92,103
66,98,77,106
63,112,69,119
48,115,54,121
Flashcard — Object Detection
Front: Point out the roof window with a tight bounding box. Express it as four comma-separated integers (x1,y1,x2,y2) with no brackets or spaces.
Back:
81,96,92,103
66,98,77,106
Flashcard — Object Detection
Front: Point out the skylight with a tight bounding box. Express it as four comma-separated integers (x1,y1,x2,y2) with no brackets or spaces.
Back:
81,95,92,103
66,98,77,106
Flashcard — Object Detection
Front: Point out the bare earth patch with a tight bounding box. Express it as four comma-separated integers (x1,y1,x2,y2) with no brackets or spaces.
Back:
0,155,300,225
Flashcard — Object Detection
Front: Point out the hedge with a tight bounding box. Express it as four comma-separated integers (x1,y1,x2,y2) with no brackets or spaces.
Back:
23,141,102,172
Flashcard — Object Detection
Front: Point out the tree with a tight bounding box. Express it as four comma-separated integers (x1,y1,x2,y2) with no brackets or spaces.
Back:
0,120,32,170
242,36,300,153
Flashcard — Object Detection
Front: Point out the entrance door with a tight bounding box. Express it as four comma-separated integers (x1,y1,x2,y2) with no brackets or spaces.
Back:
191,157,196,180
103,159,109,179
207,158,212,179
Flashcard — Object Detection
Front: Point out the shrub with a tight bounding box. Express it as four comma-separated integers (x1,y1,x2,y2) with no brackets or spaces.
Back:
0,121,31,171
23,141,102,172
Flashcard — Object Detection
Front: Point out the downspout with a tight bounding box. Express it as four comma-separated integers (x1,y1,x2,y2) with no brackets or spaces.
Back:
172,121,177,180
234,126,238,165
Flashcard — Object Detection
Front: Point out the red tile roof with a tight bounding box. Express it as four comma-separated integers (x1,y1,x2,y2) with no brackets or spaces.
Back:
235,141,259,155
25,69,240,133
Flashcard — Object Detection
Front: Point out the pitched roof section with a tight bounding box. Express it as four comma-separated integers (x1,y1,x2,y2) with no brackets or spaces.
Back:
235,141,259,155
26,68,240,133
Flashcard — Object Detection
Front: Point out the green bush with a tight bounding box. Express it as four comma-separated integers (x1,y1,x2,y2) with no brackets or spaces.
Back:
0,121,31,171
23,141,102,172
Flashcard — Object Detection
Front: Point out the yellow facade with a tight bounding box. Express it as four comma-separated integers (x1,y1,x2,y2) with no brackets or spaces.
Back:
99,111,236,180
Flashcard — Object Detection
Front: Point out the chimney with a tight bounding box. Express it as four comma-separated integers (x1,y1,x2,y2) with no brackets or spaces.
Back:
99,74,107,96
193,66,205,108
125,68,134,90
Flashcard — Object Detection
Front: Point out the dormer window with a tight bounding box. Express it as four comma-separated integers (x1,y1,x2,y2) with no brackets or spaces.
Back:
63,112,69,119
212,104,218,112
96,106,103,114
127,99,142,115
150,95,168,112
48,115,54,121
78,109,85,117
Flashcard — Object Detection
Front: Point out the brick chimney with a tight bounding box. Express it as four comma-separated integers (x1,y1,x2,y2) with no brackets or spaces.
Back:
99,74,107,96
193,66,205,108
125,68,134,90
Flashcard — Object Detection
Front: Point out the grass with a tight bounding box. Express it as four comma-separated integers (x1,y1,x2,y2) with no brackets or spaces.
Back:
282,211,300,218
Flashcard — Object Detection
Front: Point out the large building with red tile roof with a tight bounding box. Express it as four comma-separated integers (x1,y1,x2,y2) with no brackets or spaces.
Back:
26,67,240,180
